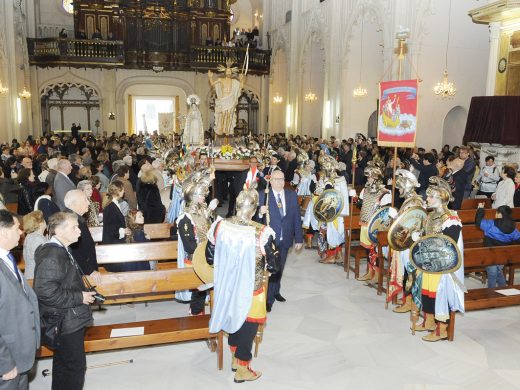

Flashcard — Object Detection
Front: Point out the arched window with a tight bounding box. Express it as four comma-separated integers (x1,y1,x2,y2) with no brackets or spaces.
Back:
62,0,74,14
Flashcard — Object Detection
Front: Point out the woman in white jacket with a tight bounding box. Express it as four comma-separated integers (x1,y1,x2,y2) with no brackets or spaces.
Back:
492,165,516,208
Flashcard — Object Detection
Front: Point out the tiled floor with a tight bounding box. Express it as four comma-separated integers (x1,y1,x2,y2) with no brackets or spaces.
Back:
29,248,520,390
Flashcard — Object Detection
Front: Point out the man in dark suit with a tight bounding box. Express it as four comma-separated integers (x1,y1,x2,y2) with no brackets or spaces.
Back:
235,156,266,194
262,153,283,179
258,170,303,312
0,210,40,390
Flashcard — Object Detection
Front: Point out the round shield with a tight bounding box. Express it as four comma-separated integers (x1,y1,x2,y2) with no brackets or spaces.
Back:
387,206,428,251
409,234,462,274
313,189,344,223
192,240,213,284
367,206,398,245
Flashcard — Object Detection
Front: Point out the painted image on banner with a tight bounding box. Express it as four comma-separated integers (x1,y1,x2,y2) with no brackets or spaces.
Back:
378,79,418,147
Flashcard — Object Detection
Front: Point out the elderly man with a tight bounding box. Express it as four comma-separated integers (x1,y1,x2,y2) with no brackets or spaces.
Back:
64,190,100,282
0,211,40,390
258,169,303,312
53,159,76,211
21,157,33,171
151,159,166,191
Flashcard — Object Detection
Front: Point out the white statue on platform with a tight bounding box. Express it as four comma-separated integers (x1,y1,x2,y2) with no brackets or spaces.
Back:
185,94,204,145
208,58,246,136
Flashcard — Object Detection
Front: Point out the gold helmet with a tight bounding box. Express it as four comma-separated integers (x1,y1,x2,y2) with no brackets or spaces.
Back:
235,182,259,222
318,154,338,179
396,168,419,197
426,176,453,205
364,160,384,180
182,168,212,205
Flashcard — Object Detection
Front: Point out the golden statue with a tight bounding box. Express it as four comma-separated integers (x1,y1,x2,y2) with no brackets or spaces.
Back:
208,58,246,137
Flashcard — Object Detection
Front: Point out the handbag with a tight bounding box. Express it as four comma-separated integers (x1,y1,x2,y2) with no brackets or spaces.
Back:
40,310,64,350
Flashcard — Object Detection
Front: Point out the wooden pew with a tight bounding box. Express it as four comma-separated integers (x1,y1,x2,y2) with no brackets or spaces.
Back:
460,198,492,210
343,214,366,275
96,241,179,274
89,223,173,243
457,207,520,224
464,245,520,311
6,203,17,213
37,267,224,370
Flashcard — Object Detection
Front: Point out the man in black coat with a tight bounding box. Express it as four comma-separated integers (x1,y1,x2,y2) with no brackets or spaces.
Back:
34,212,97,390
411,152,438,197
64,190,100,281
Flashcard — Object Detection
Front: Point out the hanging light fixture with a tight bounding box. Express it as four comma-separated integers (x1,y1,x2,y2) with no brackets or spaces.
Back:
434,0,456,98
19,86,31,99
273,93,283,104
353,17,368,98
304,49,317,103
0,80,8,95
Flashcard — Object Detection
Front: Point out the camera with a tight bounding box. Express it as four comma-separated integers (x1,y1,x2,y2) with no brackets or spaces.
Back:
89,287,106,303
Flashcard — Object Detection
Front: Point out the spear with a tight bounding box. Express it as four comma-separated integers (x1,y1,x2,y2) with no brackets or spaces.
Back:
345,145,357,279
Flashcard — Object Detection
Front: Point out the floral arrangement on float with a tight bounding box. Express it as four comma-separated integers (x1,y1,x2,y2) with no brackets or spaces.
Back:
203,145,255,160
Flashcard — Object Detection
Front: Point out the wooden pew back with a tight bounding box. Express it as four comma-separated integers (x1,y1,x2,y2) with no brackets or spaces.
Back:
89,223,173,243
460,198,492,210
458,207,520,224
95,241,178,265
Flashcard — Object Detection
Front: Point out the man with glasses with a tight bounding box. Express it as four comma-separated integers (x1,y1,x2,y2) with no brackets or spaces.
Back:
258,169,303,312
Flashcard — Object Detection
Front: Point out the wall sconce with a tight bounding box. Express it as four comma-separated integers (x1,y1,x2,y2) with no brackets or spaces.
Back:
108,112,116,120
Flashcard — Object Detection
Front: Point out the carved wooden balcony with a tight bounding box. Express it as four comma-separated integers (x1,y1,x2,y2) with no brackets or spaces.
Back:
27,38,125,68
27,38,271,75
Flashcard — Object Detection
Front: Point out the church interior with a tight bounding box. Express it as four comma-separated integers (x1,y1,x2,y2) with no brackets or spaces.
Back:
2,0,520,389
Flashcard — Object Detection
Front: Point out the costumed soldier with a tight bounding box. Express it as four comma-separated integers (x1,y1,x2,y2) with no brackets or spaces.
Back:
176,168,218,314
356,161,392,282
203,184,279,382
303,154,349,264
291,153,317,248
388,169,425,312
413,176,465,342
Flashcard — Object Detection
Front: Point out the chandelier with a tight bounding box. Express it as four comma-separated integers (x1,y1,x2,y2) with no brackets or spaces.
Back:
353,84,368,98
273,93,283,104
434,0,456,98
19,87,31,99
304,92,317,102
0,81,8,95
434,69,456,98
353,17,368,98
304,48,317,103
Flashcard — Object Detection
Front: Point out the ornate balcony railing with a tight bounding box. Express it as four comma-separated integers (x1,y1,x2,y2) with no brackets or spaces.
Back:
27,38,125,68
190,46,271,75
27,38,271,75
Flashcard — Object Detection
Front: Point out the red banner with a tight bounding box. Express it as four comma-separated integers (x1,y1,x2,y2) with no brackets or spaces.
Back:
377,79,418,147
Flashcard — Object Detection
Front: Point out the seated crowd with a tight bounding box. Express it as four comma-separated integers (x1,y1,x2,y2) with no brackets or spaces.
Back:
2,130,520,388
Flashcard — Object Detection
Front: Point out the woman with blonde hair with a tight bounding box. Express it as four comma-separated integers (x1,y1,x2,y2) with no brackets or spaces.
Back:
22,210,48,279
137,169,165,223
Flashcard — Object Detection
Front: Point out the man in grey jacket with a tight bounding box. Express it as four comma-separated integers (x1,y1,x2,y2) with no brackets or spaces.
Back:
53,159,76,211
0,210,40,390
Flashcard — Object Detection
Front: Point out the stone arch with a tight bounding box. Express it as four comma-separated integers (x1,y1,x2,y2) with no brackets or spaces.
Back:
367,110,378,138
442,106,468,148
39,71,103,101
115,75,195,105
